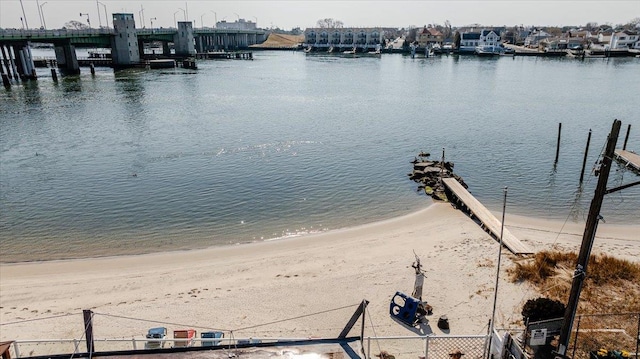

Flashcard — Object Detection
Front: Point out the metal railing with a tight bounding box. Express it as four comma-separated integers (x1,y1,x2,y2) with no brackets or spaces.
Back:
7,335,493,359
8,337,308,358
0,28,114,40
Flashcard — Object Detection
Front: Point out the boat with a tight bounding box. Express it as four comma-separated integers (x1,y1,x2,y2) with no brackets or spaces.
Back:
343,47,357,55
367,44,382,55
424,46,434,57
474,45,503,57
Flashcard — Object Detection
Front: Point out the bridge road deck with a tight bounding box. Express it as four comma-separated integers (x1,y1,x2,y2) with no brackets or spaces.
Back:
442,178,533,255
614,149,640,175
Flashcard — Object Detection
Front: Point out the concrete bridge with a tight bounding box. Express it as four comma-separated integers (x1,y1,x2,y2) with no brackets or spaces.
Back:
0,14,266,81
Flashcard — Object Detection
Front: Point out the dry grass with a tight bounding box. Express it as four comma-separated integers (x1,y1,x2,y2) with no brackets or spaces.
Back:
508,250,640,313
509,250,640,355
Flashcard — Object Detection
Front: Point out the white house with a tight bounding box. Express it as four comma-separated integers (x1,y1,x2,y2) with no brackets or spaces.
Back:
609,31,640,49
458,29,501,53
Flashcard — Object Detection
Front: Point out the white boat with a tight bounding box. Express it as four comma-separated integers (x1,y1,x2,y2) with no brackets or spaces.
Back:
367,44,382,55
474,45,504,57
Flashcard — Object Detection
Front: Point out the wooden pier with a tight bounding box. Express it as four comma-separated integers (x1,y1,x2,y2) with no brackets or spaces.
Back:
613,149,640,175
442,178,533,255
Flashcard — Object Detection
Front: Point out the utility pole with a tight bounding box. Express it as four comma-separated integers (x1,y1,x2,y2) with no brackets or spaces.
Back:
556,119,622,356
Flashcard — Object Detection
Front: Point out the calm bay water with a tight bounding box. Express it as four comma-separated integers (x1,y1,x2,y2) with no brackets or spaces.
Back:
1,51,639,262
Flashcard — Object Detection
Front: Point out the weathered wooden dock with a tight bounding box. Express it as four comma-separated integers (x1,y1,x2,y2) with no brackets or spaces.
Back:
442,178,533,255
614,149,640,175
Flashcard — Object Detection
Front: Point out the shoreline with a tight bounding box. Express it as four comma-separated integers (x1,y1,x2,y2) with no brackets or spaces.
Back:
2,201,638,266
1,202,638,345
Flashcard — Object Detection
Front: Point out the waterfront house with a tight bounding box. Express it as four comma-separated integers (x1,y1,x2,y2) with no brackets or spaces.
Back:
597,29,614,45
457,29,501,53
609,30,640,49
524,30,552,47
303,27,383,52
417,27,444,49
539,37,586,51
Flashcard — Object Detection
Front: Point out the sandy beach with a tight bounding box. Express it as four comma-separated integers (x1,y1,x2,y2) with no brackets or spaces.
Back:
1,202,638,352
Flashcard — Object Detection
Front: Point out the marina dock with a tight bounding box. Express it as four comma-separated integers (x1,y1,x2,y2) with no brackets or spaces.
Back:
442,178,533,255
614,149,640,175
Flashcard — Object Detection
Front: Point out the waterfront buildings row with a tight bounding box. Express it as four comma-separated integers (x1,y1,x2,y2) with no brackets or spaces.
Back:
303,24,639,54
303,27,383,52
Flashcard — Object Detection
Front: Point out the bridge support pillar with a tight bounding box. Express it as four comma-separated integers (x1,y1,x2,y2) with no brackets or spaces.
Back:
11,43,37,80
162,42,171,56
55,44,80,75
111,13,141,68
0,45,15,80
138,41,145,58
195,36,203,53
174,21,196,56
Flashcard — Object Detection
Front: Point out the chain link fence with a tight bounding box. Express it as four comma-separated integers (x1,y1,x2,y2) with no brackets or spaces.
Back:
364,335,489,359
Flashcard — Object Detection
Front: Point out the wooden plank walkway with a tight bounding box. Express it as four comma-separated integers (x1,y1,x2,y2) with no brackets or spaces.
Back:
614,149,640,174
442,178,533,255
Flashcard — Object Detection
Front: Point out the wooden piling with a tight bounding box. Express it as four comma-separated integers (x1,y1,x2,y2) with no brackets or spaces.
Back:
83,309,95,355
555,122,562,163
51,68,58,82
580,129,592,183
623,124,631,151
2,73,10,89
90,63,95,75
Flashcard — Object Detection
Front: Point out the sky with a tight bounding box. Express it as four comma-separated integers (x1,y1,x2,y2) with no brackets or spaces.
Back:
1,0,639,30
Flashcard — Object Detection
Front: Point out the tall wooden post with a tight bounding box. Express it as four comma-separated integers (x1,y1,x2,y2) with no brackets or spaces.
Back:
555,123,562,164
623,124,631,151
83,309,95,355
557,119,621,356
579,130,592,184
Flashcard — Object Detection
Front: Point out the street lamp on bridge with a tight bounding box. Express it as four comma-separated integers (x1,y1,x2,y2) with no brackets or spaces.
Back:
36,0,44,28
39,2,48,29
173,11,180,27
150,17,157,28
19,0,29,29
200,13,206,28
178,8,187,21
210,11,217,28
80,12,91,28
98,2,108,28
95,0,102,28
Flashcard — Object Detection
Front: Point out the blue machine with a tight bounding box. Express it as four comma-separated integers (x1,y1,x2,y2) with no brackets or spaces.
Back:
389,291,421,326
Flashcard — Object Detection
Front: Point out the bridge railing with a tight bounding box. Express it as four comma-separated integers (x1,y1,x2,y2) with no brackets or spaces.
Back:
0,28,114,40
